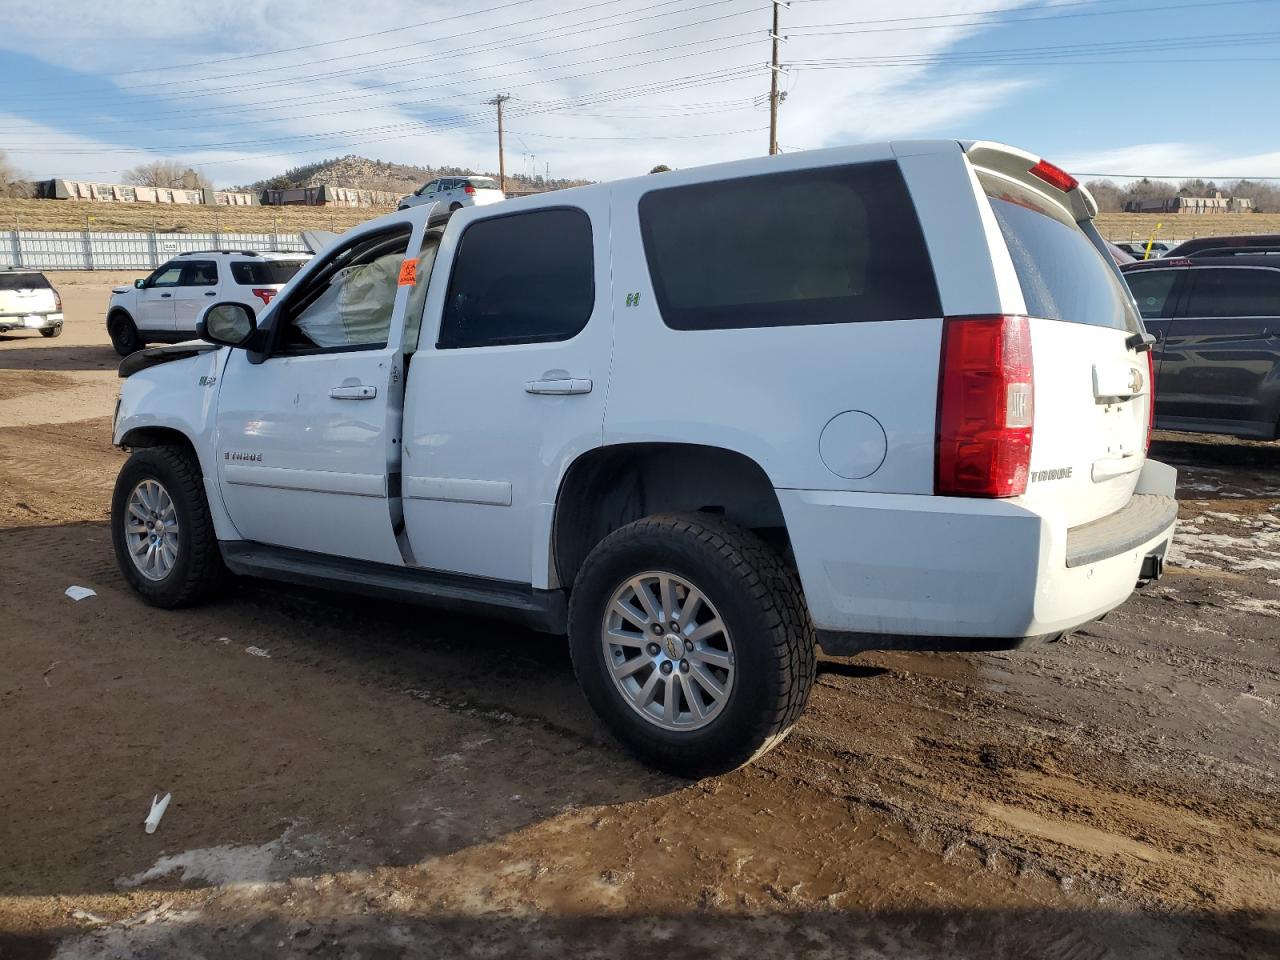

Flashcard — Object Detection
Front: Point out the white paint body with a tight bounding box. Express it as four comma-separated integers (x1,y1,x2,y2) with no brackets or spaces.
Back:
114,140,1175,642
398,176,506,212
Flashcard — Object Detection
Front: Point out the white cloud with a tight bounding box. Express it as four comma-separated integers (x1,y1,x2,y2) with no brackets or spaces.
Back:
0,1,1052,185
1059,142,1280,183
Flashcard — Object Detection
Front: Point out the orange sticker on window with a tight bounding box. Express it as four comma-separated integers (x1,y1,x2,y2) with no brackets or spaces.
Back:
398,258,417,286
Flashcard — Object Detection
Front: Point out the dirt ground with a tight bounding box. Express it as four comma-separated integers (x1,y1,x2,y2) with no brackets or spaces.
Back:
0,275,1277,959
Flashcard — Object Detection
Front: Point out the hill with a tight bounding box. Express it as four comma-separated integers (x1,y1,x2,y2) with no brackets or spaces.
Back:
237,154,591,196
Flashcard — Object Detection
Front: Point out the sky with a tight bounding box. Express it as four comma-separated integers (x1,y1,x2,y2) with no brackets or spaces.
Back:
0,0,1277,189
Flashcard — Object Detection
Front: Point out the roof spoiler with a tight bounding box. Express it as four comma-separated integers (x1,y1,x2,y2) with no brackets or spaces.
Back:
960,140,1097,222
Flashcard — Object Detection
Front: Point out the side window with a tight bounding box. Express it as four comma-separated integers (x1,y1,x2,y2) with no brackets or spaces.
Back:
638,161,940,330
437,208,594,349
180,260,218,286
147,263,182,288
275,226,412,354
420,180,438,195
1124,269,1180,319
1183,268,1280,318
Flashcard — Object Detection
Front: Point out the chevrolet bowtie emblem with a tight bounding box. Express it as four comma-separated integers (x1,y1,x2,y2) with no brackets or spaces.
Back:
1129,367,1144,394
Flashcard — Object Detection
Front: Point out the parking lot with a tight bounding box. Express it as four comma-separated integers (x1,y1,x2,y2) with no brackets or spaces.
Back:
0,274,1277,959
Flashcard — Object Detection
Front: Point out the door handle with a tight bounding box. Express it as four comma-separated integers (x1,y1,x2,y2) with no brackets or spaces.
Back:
525,378,592,395
160,293,172,298
329,385,377,400
204,291,217,296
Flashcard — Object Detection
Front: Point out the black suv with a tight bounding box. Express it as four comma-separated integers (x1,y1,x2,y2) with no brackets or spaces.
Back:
1123,247,1280,440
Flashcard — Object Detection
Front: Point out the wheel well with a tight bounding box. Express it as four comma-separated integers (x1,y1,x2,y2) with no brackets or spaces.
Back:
119,426,197,460
553,443,789,588
108,307,134,326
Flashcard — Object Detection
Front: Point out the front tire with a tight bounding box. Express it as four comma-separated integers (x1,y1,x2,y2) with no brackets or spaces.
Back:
569,513,816,778
108,311,143,356
111,446,226,608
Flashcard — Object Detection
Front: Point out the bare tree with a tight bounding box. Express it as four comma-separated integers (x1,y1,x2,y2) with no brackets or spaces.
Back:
648,164,673,174
122,160,211,190
1083,179,1124,213
0,150,32,198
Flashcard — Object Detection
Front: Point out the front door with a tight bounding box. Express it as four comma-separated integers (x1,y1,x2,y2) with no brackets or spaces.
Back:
173,259,220,330
402,199,612,586
214,222,423,565
138,261,181,331
1160,266,1280,431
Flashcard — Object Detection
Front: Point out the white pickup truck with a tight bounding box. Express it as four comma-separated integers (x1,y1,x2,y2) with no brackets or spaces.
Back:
110,140,1177,776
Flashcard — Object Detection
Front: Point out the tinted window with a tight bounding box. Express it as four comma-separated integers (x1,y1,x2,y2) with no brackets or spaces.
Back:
438,208,594,349
231,261,306,285
638,161,939,331
1124,269,1181,319
468,177,500,190
1182,268,1280,318
985,182,1139,331
180,261,218,286
0,272,50,291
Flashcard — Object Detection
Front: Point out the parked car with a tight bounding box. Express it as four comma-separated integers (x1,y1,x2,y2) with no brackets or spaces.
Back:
106,251,309,356
0,268,63,338
1106,240,1136,265
1113,240,1170,260
399,175,504,211
110,140,1176,776
1164,234,1280,259
1122,248,1280,439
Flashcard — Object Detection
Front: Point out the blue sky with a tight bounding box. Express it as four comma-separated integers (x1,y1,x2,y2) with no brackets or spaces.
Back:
0,0,1276,188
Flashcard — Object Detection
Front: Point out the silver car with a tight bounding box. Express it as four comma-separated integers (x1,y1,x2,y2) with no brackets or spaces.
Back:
398,175,505,212
0,269,63,338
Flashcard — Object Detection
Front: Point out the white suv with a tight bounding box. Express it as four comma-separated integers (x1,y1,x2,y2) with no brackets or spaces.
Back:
399,175,504,212
106,250,309,356
110,140,1176,777
0,269,63,338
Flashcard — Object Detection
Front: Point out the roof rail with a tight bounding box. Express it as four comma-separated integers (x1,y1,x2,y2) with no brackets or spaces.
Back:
1186,246,1280,259
177,249,261,257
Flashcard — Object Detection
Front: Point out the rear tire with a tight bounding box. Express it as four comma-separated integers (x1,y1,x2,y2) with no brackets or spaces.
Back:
111,446,226,608
568,513,816,778
108,311,143,356
39,325,62,338
449,202,463,212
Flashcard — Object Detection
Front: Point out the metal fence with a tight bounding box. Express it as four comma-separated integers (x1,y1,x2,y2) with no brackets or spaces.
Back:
1,230,309,271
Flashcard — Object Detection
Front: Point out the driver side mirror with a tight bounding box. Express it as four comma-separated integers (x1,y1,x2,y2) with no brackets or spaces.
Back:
197,301,257,348
134,278,146,289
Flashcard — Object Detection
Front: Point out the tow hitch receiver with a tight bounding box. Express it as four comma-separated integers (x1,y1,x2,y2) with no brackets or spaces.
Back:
1140,552,1164,583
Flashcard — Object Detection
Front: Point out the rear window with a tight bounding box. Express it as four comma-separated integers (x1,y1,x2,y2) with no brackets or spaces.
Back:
983,177,1138,331
231,261,306,286
638,161,941,331
0,272,50,291
1182,268,1280,318
468,177,500,191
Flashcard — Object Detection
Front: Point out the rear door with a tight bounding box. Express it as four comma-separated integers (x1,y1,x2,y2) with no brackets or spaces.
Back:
0,272,56,320
137,261,182,331
173,260,220,330
402,199,611,586
975,168,1151,527
1160,266,1280,431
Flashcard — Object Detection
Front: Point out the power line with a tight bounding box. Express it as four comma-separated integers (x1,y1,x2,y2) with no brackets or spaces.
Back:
1077,173,1280,180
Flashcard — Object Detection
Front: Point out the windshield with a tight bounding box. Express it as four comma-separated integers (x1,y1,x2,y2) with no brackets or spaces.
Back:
0,272,50,291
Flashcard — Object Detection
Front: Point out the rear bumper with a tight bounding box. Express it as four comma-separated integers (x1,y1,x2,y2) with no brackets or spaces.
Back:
0,312,62,331
779,460,1177,654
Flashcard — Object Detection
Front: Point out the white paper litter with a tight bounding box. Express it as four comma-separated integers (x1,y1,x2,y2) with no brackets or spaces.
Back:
245,646,271,658
65,585,97,601
145,792,171,834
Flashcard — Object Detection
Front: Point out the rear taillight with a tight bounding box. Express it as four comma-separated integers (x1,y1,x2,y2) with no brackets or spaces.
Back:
1029,158,1078,193
251,288,276,306
936,315,1035,498
54,289,62,311
464,184,476,195
1146,349,1155,452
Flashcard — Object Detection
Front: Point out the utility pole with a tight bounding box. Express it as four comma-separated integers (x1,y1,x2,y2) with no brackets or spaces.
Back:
489,94,511,193
769,1,786,156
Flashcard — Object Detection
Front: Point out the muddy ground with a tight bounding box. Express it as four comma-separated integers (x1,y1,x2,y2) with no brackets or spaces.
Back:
0,274,1277,959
